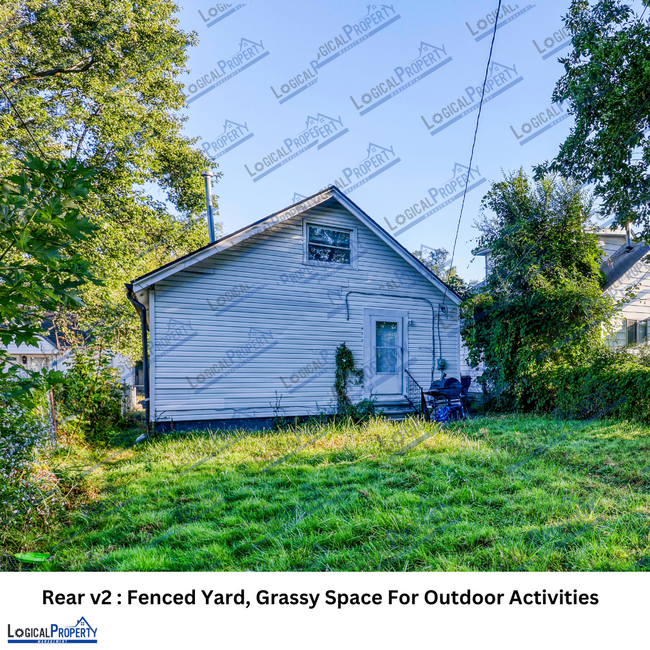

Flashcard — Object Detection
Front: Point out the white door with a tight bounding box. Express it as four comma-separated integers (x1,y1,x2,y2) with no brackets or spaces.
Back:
364,309,407,398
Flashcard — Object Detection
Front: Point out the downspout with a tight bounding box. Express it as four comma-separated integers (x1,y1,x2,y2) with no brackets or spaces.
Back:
125,283,150,429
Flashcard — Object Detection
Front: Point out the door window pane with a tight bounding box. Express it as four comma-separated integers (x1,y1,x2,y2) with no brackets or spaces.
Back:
376,321,398,373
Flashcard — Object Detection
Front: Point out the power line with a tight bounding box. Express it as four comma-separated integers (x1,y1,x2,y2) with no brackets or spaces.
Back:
442,0,503,305
465,1,650,308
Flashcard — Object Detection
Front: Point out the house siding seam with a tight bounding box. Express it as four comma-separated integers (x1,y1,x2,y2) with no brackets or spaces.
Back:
149,204,460,423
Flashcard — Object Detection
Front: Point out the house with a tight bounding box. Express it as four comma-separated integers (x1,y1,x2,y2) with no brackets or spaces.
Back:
126,187,463,430
1,318,138,387
5,334,62,373
596,222,650,348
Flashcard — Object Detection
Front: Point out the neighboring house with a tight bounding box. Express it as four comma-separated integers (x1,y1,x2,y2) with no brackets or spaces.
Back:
6,334,62,373
597,225,650,348
126,187,463,430
1,319,138,386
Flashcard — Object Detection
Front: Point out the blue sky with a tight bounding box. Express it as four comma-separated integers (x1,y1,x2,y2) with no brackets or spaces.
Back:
170,0,578,280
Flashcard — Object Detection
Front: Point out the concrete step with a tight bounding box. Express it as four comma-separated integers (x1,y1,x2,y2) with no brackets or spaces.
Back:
375,400,418,420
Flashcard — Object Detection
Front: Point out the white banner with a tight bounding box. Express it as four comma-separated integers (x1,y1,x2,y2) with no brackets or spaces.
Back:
1,572,647,649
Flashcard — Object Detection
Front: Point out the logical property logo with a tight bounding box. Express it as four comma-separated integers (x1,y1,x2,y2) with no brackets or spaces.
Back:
281,245,373,304
350,42,451,116
315,4,401,69
198,2,246,28
268,4,405,107
8,616,97,643
510,101,570,146
186,327,278,393
325,264,409,321
244,113,349,183
202,119,254,160
207,282,265,317
532,25,571,60
363,354,421,396
280,350,329,394
386,162,487,236
324,143,401,195
465,3,535,42
270,62,319,105
183,37,269,105
421,61,523,136
155,318,198,361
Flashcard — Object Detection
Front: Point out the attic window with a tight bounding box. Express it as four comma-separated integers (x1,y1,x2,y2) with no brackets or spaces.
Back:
307,225,351,264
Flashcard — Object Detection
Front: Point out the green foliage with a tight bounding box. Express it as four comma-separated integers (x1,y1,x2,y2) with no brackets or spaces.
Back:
337,398,377,423
0,0,222,356
0,155,96,405
526,346,650,422
334,343,364,409
0,155,96,347
55,346,125,444
412,246,477,299
411,247,452,275
536,0,650,236
461,170,616,407
0,399,61,530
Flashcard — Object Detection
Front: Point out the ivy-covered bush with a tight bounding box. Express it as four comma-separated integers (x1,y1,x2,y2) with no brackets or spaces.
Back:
334,343,375,422
526,346,650,422
55,347,125,444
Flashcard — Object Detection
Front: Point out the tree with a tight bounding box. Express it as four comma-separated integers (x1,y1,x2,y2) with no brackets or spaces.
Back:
536,0,650,237
461,170,616,408
412,246,477,299
0,155,97,400
0,0,221,356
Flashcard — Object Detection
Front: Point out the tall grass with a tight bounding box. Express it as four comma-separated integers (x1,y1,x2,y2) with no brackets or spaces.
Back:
8,415,650,571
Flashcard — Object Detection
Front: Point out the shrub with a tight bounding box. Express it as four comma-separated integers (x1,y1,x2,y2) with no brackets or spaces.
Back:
461,171,615,409
0,400,60,530
337,398,376,423
55,347,125,444
525,347,650,422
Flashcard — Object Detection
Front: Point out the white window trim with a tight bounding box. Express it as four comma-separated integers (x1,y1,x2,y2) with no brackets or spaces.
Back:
303,220,357,269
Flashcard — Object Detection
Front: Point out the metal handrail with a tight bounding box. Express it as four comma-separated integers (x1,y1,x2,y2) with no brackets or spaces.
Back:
404,369,430,421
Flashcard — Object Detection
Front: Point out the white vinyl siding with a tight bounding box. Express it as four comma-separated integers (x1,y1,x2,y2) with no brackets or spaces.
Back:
148,203,460,423
604,256,650,349
596,233,627,259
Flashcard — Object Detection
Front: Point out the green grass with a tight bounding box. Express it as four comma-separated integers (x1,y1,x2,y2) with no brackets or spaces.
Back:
19,415,650,570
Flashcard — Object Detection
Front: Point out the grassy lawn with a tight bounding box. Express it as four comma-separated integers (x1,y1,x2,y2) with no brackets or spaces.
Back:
15,414,650,571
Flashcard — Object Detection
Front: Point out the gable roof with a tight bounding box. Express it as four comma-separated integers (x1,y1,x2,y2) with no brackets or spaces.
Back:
128,186,462,304
601,241,650,290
